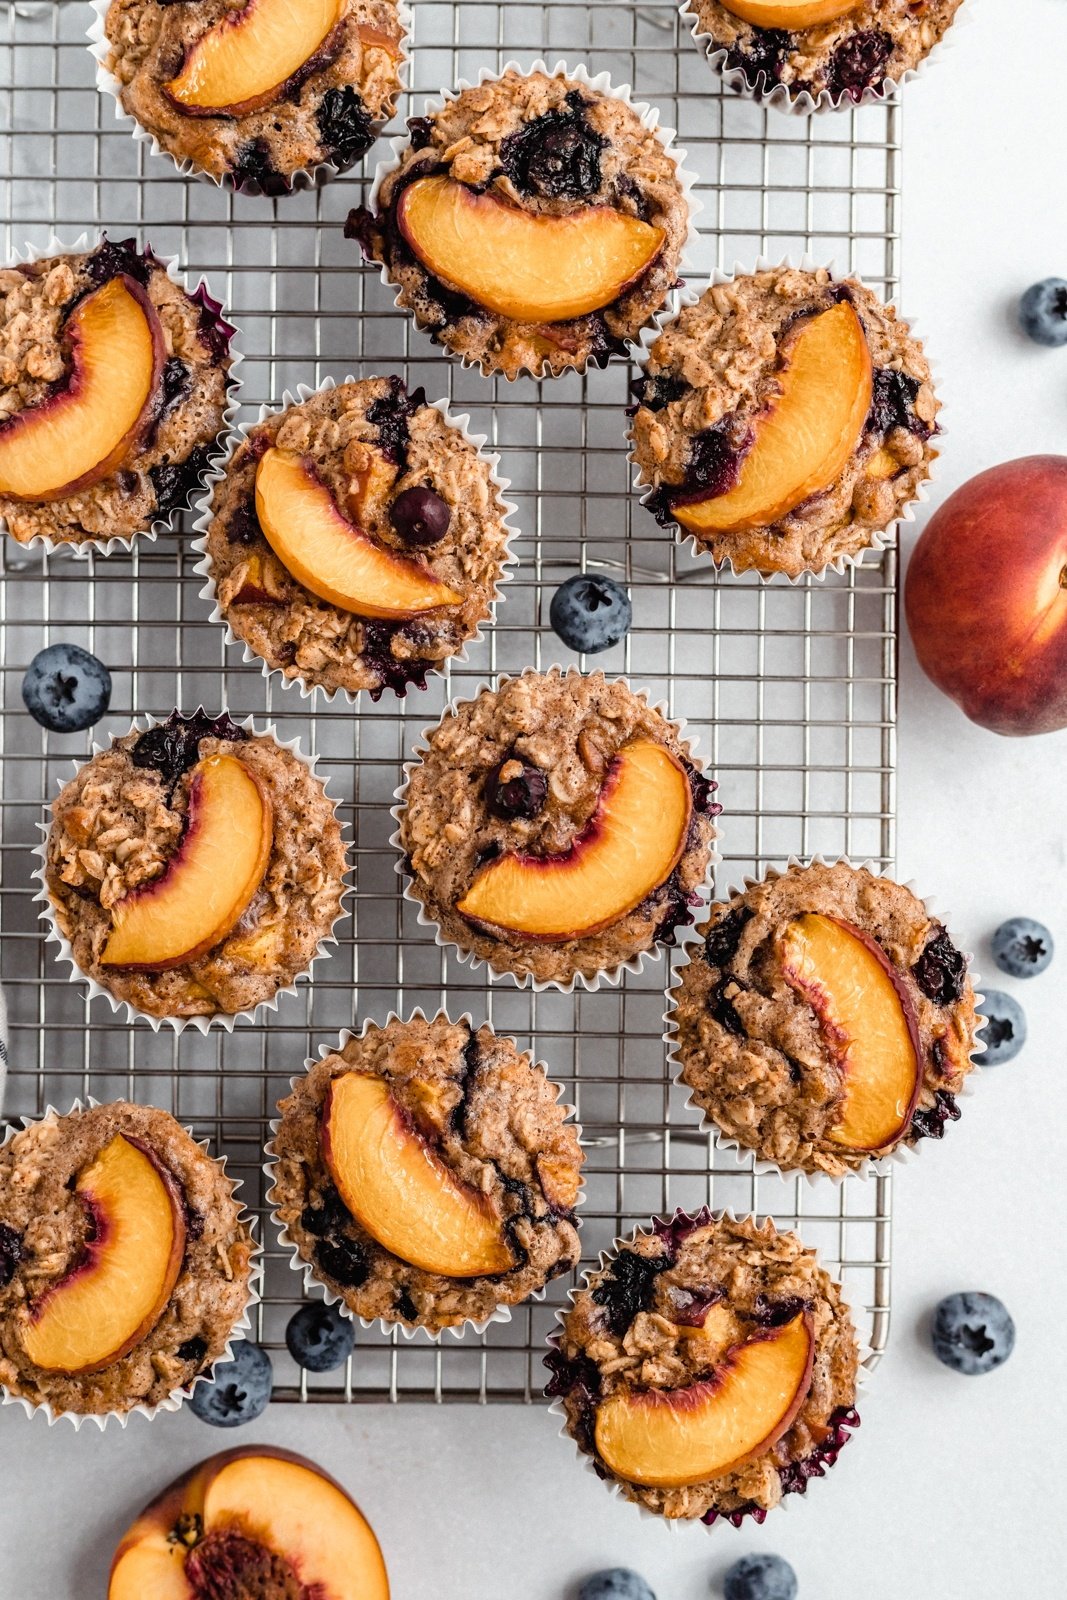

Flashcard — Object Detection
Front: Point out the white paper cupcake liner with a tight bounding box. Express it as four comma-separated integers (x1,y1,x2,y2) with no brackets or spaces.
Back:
389,664,721,993
628,253,940,585
32,712,351,1034
0,234,243,561
88,0,413,197
663,855,986,1185
680,0,970,116
190,374,521,705
360,58,703,381
0,1097,262,1430
263,1009,585,1342
545,1207,871,1530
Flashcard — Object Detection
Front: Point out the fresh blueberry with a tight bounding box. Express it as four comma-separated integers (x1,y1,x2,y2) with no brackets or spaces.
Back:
21,644,111,734
977,989,1027,1065
723,1554,798,1600
931,1292,1015,1375
285,1302,355,1373
1019,279,1067,347
578,1570,656,1600
188,1339,272,1427
390,485,451,547
991,917,1053,979
549,574,631,654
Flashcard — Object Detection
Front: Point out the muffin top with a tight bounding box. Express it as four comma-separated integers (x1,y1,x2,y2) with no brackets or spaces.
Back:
204,378,513,699
630,266,938,577
686,0,965,105
269,1015,584,1331
396,668,719,987
348,68,691,379
548,1212,859,1523
44,712,347,1022
670,861,979,1176
0,237,233,549
0,1101,254,1417
101,0,406,191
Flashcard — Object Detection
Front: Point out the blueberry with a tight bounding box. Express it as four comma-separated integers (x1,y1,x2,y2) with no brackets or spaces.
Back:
931,1292,1015,1376
21,644,111,733
549,575,631,654
578,1570,656,1600
991,917,1053,979
978,989,1027,1065
723,1554,798,1600
390,485,451,546
490,759,547,821
285,1302,355,1373
1019,279,1067,347
0,1223,23,1289
188,1339,272,1427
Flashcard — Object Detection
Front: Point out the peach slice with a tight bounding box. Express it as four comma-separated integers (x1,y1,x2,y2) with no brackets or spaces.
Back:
674,301,873,535
779,913,923,1152
108,1447,390,1600
721,0,855,26
322,1072,514,1278
101,754,273,971
21,1133,185,1375
456,739,692,941
594,1313,815,1489
396,176,665,324
255,447,462,620
165,0,345,118
0,275,164,502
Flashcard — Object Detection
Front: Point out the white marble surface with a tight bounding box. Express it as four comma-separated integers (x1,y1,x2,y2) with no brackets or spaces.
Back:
4,5,1067,1596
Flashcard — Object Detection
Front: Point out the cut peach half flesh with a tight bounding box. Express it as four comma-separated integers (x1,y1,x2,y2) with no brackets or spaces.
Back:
456,739,692,941
721,0,856,27
322,1072,514,1277
101,754,273,970
779,913,924,1152
165,0,345,117
396,176,665,323
594,1313,815,1489
21,1133,186,1375
674,301,873,535
255,447,462,620
0,275,163,502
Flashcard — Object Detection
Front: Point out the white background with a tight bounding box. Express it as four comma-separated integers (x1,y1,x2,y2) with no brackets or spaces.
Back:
3,4,1065,1596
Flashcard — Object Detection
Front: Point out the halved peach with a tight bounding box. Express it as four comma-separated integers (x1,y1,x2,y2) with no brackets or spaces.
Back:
396,176,665,324
101,754,273,971
779,913,923,1152
21,1133,185,1375
674,301,873,535
108,1447,390,1600
165,0,345,118
322,1072,514,1278
721,0,855,26
0,275,164,502
456,739,692,941
594,1313,815,1489
255,447,462,620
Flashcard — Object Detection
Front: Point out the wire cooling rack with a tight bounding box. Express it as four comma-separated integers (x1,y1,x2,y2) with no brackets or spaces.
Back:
0,0,898,1403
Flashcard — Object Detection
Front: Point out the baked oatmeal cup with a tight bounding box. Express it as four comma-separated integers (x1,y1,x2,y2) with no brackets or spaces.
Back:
547,1210,860,1524
0,236,236,554
92,0,408,194
196,376,516,700
393,667,720,989
348,63,696,379
268,1014,584,1335
0,1100,256,1422
668,860,980,1177
38,711,348,1028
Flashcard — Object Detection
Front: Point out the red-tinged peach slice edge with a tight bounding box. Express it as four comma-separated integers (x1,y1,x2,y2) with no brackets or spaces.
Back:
721,0,856,28
165,0,345,118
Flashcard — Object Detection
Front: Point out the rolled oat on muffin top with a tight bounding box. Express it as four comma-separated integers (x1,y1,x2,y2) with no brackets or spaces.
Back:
202,378,514,699
0,1100,255,1419
669,860,980,1177
394,668,719,988
269,1014,584,1333
348,66,693,380
630,265,938,578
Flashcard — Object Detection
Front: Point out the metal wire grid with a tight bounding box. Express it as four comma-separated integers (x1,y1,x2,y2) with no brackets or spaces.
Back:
0,0,898,1403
